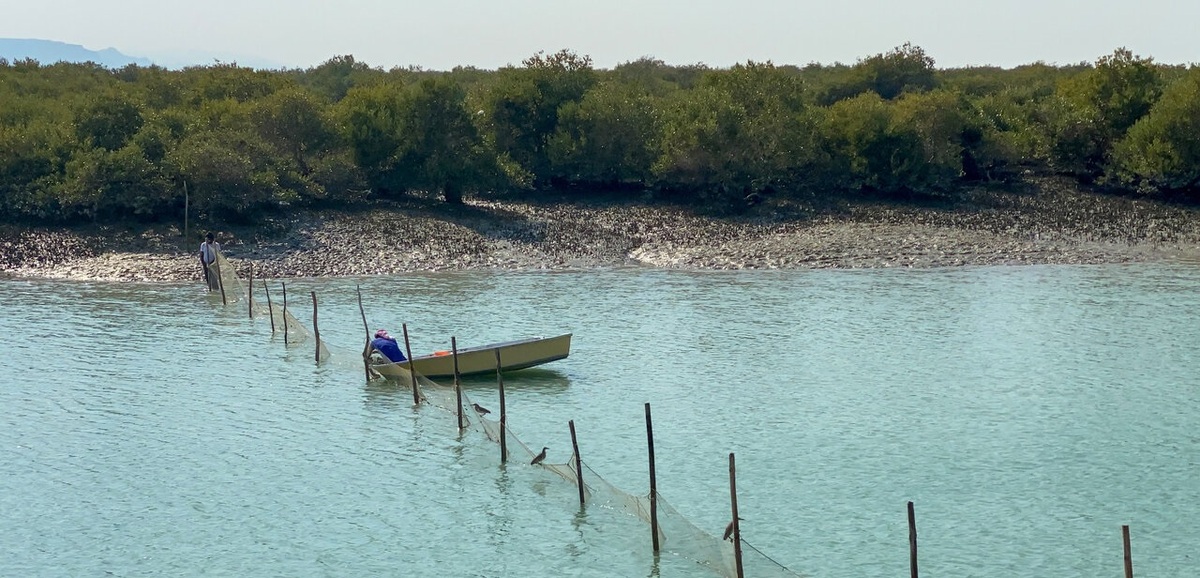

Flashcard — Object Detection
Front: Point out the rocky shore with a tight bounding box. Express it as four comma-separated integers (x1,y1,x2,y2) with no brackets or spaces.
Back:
3,176,1200,282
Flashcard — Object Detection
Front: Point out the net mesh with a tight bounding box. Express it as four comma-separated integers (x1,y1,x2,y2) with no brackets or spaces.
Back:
209,250,331,362
204,253,803,578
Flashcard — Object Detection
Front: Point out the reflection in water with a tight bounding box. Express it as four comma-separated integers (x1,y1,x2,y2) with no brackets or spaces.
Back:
361,380,415,412
457,368,572,391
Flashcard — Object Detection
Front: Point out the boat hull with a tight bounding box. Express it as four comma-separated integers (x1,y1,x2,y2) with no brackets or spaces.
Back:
371,333,571,379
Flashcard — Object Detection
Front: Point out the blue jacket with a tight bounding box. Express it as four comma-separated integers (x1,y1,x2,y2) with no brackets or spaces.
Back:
372,337,407,363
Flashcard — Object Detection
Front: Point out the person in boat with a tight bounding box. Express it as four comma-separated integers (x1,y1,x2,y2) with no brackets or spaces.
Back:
199,232,222,290
371,329,408,363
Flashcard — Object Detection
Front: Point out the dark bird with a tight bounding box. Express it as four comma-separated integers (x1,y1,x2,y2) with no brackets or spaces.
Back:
723,517,745,542
531,446,548,465
472,403,491,415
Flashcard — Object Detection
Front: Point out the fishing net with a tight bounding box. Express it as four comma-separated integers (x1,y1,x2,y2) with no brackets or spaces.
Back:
203,255,803,578
208,250,331,362
380,365,804,578
204,250,245,302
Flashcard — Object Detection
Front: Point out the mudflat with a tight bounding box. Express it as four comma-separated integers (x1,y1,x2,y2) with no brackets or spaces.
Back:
3,177,1199,282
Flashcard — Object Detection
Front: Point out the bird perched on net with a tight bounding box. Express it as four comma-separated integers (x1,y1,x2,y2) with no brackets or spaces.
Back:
531,446,548,465
472,403,490,415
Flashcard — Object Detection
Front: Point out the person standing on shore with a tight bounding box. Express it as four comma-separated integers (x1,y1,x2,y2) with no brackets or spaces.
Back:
199,232,222,291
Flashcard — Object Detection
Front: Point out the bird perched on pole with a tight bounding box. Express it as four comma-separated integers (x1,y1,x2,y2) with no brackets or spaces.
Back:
723,517,745,541
472,403,491,415
531,446,548,465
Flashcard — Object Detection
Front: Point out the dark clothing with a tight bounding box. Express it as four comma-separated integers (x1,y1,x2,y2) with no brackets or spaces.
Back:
372,337,407,363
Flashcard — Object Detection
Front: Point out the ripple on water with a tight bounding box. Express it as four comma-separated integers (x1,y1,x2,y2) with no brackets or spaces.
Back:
3,266,1200,577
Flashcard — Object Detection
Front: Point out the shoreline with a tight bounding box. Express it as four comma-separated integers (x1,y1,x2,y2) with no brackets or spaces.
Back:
4,177,1200,282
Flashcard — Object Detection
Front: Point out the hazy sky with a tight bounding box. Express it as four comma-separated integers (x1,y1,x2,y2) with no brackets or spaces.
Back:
4,0,1197,70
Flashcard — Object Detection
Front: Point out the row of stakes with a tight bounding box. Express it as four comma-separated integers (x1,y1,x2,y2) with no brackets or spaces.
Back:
211,259,1143,578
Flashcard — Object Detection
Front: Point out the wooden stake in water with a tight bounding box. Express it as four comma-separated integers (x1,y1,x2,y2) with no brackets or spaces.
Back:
215,257,227,306
729,452,744,578
909,501,919,578
646,402,660,552
452,337,464,431
402,324,419,405
310,291,321,364
569,420,585,506
1123,525,1133,578
247,264,254,319
282,282,289,346
356,285,370,383
496,349,507,463
263,279,275,333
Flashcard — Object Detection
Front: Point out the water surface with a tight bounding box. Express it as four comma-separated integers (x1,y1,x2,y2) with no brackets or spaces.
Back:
2,264,1199,577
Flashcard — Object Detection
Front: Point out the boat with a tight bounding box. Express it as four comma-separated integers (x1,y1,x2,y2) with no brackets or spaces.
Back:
370,333,572,379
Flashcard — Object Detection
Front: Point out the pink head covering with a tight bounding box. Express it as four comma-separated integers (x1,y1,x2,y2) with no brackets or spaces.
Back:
375,329,389,339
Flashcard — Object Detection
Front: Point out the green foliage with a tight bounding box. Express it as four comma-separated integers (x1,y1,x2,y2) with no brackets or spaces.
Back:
548,80,660,186
652,61,823,204
334,82,407,194
651,86,748,195
391,76,490,203
475,50,597,186
165,128,294,221
1,48,1196,223
179,63,284,105
252,88,333,171
1031,93,1105,176
818,92,931,193
0,119,71,219
73,91,144,151
294,55,383,102
61,143,170,219
819,42,939,105
895,90,977,183
1112,67,1200,194
699,61,806,117
964,76,1062,170
1048,48,1163,180
1064,48,1162,136
609,57,700,94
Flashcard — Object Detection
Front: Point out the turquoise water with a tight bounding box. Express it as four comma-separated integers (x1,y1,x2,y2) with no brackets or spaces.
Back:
2,264,1199,577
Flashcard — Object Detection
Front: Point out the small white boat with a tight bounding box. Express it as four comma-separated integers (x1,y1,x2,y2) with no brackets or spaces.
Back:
371,333,572,379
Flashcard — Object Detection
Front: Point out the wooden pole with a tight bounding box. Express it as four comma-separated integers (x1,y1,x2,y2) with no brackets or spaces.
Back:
1122,525,1133,578
729,452,744,578
311,291,321,364
496,349,507,463
402,323,419,405
215,256,227,306
908,501,919,578
282,282,288,346
247,263,254,318
356,285,370,383
183,181,188,241
569,420,585,506
452,337,464,431
262,279,275,333
645,403,660,552
356,285,369,336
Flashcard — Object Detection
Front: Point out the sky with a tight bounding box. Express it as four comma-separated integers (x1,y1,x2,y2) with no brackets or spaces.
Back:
3,0,1198,71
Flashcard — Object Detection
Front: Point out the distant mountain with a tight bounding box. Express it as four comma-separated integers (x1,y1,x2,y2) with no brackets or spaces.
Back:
0,38,154,69
0,38,288,70
0,38,152,68
149,49,288,71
